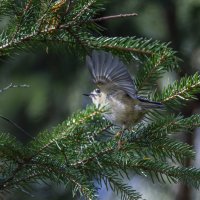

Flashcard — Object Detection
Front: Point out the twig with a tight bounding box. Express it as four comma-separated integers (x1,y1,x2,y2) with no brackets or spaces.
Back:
0,115,33,140
0,83,29,93
71,145,115,167
90,13,138,22
65,0,71,14
72,0,95,22
36,0,54,32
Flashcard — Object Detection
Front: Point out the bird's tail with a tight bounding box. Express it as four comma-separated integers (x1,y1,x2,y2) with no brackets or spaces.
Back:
137,96,164,109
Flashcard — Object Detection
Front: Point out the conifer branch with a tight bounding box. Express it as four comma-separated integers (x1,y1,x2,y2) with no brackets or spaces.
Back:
121,137,195,164
0,107,200,198
30,162,96,199
136,51,178,93
145,138,195,163
0,1,200,199
72,0,96,22
102,172,143,200
136,114,200,139
72,143,115,167
130,159,200,188
30,108,106,160
88,36,154,56
155,73,200,105
90,13,138,22
5,172,43,189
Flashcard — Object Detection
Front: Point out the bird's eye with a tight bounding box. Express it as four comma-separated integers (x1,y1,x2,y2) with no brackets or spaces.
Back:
95,88,101,93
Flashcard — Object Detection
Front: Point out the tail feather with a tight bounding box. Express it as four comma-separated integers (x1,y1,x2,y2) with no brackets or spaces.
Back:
137,96,164,109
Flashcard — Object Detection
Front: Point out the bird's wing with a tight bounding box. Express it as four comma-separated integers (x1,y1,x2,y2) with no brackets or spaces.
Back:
86,50,137,99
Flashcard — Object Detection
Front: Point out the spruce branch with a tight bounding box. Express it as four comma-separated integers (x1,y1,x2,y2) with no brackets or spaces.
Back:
102,171,143,200
136,51,178,93
1,160,97,200
72,0,96,22
144,138,195,163
29,106,107,159
0,133,23,162
90,13,138,22
9,0,33,44
120,137,195,164
87,36,155,56
155,72,200,106
0,1,200,199
0,0,14,17
0,0,177,64
30,161,97,200
102,154,200,186
136,114,200,138
128,159,200,188
0,106,200,199
71,141,115,167
0,106,108,196
0,0,101,56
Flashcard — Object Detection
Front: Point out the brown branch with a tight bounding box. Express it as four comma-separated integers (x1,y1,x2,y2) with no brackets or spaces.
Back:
90,13,138,22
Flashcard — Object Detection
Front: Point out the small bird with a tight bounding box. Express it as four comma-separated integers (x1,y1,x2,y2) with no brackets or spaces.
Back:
84,50,163,131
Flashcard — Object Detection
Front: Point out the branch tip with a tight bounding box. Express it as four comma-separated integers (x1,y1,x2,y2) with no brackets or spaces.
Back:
91,13,138,22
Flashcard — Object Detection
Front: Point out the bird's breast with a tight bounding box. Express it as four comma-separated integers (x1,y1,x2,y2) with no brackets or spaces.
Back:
103,95,144,128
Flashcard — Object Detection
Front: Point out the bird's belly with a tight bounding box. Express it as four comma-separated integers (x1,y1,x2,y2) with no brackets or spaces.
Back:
103,103,144,128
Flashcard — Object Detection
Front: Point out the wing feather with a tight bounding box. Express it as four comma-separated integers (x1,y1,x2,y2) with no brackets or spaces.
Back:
86,50,137,99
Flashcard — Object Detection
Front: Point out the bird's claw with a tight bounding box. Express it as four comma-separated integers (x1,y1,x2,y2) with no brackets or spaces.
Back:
115,130,125,149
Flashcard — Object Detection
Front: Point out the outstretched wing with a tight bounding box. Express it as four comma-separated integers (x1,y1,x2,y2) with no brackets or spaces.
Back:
86,50,137,99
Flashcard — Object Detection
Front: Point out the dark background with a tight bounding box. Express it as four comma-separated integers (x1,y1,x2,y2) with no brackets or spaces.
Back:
0,0,200,199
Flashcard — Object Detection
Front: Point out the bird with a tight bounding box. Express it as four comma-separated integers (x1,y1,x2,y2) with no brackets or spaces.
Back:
84,50,163,134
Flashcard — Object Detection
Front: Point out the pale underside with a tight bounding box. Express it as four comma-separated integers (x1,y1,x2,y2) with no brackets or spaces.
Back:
94,90,145,129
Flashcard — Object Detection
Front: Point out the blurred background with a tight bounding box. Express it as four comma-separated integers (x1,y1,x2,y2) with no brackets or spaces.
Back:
0,0,200,199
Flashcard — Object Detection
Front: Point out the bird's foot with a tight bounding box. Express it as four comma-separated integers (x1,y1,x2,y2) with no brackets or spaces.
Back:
117,139,125,149
115,130,125,149
114,130,122,139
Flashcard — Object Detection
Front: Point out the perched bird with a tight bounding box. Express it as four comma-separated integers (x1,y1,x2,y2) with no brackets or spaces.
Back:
84,50,163,130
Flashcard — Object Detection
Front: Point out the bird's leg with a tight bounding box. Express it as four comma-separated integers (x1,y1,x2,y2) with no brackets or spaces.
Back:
114,130,123,138
114,127,126,149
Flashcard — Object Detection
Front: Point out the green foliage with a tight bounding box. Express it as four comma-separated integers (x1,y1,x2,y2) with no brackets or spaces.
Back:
136,50,179,94
99,171,143,200
154,72,200,107
1,106,200,199
0,132,23,164
0,0,14,18
0,0,200,200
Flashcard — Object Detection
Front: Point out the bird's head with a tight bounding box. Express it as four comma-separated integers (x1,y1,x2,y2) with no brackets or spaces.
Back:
83,88,107,107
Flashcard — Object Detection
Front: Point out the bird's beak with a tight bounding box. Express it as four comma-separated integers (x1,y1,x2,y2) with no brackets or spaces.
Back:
82,93,90,97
